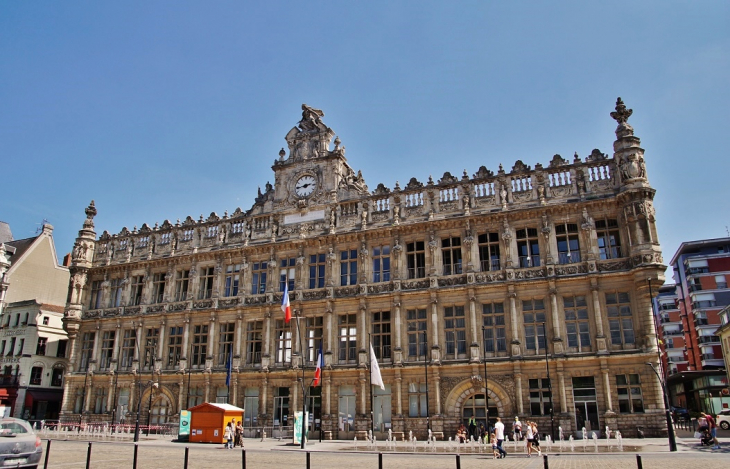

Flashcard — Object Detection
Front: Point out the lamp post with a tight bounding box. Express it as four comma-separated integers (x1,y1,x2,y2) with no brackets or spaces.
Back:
423,329,430,433
646,362,677,451
146,381,156,436
482,326,489,431
293,310,308,449
541,322,555,441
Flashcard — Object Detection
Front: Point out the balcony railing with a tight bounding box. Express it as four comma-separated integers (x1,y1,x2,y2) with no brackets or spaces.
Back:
686,267,710,275
558,252,581,264
0,375,20,386
697,335,719,344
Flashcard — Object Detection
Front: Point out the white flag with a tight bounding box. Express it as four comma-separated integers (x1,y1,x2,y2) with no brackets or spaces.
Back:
370,343,385,390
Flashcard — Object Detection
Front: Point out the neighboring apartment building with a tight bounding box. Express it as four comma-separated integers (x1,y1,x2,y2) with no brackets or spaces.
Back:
661,239,730,413
0,223,71,419
715,305,730,402
61,99,668,438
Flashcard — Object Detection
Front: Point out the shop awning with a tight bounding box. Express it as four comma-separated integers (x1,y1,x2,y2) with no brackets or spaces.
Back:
26,389,63,402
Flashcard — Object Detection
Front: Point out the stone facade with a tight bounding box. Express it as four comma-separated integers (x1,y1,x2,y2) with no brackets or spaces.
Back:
61,99,667,438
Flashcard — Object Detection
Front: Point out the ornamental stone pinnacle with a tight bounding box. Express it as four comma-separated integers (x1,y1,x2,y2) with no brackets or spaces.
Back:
610,97,632,124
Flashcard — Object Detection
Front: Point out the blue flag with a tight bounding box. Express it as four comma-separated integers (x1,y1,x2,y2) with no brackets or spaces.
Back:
225,349,232,386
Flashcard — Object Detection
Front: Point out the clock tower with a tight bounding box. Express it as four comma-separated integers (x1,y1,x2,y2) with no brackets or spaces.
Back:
268,104,368,213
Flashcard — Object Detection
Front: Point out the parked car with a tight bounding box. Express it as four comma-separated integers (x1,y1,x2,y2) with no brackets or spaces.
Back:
0,418,43,468
670,406,690,420
717,409,730,430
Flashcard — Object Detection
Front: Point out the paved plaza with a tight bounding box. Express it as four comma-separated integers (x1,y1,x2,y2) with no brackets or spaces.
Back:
39,430,729,469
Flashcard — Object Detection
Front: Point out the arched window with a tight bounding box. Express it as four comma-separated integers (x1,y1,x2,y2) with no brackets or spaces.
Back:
150,396,170,425
462,394,498,431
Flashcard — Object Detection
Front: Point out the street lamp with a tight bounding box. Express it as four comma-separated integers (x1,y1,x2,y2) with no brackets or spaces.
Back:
646,362,677,451
134,379,158,442
481,326,489,431
542,322,555,442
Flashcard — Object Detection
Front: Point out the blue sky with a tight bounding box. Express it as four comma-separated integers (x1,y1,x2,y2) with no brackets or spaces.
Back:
1,1,728,283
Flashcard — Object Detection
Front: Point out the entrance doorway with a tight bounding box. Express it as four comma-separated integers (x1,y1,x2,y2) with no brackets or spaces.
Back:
462,393,498,436
572,377,599,437
338,385,356,438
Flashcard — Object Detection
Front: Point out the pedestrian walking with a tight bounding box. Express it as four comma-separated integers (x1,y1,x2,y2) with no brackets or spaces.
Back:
513,416,523,441
494,417,507,458
235,420,244,447
701,412,720,449
468,416,477,439
224,422,234,449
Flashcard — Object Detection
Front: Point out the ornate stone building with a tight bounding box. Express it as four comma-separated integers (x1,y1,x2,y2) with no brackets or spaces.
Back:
61,99,668,438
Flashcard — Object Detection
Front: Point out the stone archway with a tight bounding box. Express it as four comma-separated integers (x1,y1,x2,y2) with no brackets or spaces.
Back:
443,377,513,420
140,384,177,419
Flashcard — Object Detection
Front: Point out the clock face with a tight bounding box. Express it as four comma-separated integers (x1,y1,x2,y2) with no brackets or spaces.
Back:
295,175,317,197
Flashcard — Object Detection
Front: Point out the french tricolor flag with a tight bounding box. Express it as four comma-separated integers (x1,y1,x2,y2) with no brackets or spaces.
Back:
281,283,291,323
313,342,324,386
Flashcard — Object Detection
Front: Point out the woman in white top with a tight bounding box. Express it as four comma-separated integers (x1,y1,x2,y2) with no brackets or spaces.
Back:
525,422,534,456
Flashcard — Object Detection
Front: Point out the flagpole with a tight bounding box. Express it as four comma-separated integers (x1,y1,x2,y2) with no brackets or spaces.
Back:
368,333,374,439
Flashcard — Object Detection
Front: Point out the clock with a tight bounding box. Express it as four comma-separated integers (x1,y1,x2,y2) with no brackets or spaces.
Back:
295,175,317,198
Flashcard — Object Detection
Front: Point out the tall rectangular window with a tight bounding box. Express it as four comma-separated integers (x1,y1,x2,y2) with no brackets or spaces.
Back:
529,378,552,416
279,258,296,292
251,261,268,294
192,324,208,367
482,302,506,353
515,228,540,268
7,338,15,356
143,327,159,370
555,222,581,264
99,331,114,370
407,241,426,279
606,292,635,345
110,278,123,307
36,337,48,356
175,270,190,301
30,366,43,386
564,295,591,351
167,326,183,369
56,340,67,358
338,314,357,364
616,374,644,413
246,321,263,365
372,311,391,360
478,232,501,271
80,332,95,371
516,228,540,268
309,254,326,289
407,309,427,359
523,299,546,351
120,330,136,370
187,387,204,408
16,338,24,355
444,305,466,358
408,383,428,417
596,219,622,259
305,317,323,364
340,250,358,286
224,264,241,297
218,323,235,366
198,267,215,299
51,368,63,387
274,320,292,364
151,273,166,303
442,236,463,275
372,245,391,283
89,280,103,309
130,275,144,306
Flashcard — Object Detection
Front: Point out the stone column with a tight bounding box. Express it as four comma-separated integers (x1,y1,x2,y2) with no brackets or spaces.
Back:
182,315,191,371
468,293,480,362
91,323,102,371
106,375,115,411
263,310,272,369
549,287,563,354
558,371,567,413
359,303,368,367
509,291,521,357
393,298,402,364
204,373,210,403
178,375,185,412
591,284,608,353
395,371,403,416
235,313,243,359
324,376,331,415
111,323,121,363
602,368,613,412
434,374,441,415
232,376,238,407
261,376,268,415
207,314,216,366
430,295,439,362
133,323,142,372
157,318,166,369
515,373,524,414
360,373,367,415
83,377,93,412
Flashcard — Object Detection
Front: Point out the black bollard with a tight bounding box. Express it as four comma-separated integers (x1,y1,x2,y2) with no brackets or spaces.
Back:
378,452,383,469
543,454,549,468
636,454,643,469
306,451,311,469
85,442,92,469
133,443,139,469
184,446,189,469
455,454,461,469
43,440,51,469
242,448,246,469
